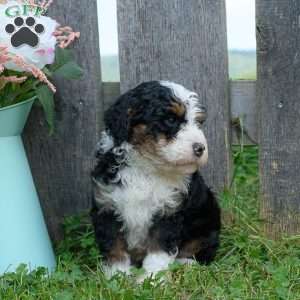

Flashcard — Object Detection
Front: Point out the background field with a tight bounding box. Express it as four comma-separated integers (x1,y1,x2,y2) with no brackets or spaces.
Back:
101,50,257,82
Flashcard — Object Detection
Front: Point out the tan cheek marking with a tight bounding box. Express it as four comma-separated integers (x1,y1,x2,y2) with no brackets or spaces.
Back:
131,126,169,157
130,124,147,144
131,124,172,161
131,124,158,153
141,134,167,155
157,135,168,147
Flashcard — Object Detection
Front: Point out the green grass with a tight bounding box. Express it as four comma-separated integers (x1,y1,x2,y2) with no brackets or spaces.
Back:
1,147,300,300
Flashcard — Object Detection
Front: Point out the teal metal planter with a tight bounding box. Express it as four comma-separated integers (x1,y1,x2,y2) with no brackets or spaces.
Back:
0,99,56,274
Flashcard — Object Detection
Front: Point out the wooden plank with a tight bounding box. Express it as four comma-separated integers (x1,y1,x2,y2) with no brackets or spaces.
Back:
23,0,102,241
117,0,231,191
257,0,300,237
230,81,257,145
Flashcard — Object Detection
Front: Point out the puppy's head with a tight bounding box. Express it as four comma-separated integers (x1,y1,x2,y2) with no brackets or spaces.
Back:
101,81,208,174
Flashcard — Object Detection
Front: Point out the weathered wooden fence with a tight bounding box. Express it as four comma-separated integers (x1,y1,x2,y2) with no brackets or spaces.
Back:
23,0,300,241
24,0,102,241
257,0,300,238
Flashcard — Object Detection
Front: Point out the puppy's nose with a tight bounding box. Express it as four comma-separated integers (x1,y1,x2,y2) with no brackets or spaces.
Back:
193,143,205,157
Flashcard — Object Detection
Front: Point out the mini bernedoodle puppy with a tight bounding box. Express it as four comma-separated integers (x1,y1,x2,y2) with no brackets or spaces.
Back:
91,81,221,278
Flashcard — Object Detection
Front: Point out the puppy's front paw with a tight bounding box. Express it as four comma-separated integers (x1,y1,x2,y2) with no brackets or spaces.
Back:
176,258,197,265
139,251,175,281
102,255,132,278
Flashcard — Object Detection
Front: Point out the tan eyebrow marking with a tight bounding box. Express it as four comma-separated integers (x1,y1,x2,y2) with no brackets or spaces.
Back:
169,101,186,117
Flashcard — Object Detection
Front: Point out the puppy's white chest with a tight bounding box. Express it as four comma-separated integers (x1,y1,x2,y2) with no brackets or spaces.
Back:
112,168,187,249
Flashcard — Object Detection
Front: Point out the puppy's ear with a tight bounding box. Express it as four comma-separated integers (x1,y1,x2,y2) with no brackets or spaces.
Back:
104,93,135,146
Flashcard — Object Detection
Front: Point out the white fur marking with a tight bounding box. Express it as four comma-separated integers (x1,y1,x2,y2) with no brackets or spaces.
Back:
96,131,114,154
160,81,198,102
176,258,197,265
103,255,131,278
142,251,175,276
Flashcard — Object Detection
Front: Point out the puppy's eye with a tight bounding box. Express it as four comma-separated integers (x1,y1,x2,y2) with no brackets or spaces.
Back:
195,118,205,127
195,111,207,127
165,116,176,126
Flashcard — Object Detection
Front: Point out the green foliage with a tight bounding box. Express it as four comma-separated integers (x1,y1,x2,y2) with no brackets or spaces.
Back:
36,85,55,134
49,47,83,80
54,61,83,80
0,71,37,108
1,147,300,300
0,47,83,133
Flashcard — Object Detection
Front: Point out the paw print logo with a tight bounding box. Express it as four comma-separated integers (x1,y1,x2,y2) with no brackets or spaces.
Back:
5,16,45,48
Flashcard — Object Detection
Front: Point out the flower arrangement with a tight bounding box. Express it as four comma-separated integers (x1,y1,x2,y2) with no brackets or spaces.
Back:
0,0,82,133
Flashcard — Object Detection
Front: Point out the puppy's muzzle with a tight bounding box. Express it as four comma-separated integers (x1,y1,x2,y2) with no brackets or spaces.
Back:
193,143,206,157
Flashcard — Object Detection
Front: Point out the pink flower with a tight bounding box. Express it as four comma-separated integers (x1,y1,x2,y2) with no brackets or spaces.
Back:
0,0,80,92
12,54,56,92
54,26,80,49
21,0,53,11
34,47,55,65
0,75,27,89
0,44,56,92
0,44,11,73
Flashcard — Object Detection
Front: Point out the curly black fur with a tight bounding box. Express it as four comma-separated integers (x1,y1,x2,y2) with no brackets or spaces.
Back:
104,81,186,146
91,203,123,258
92,148,127,184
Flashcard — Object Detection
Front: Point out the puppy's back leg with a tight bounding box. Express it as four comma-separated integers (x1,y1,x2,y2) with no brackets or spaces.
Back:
194,231,220,264
176,231,219,266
